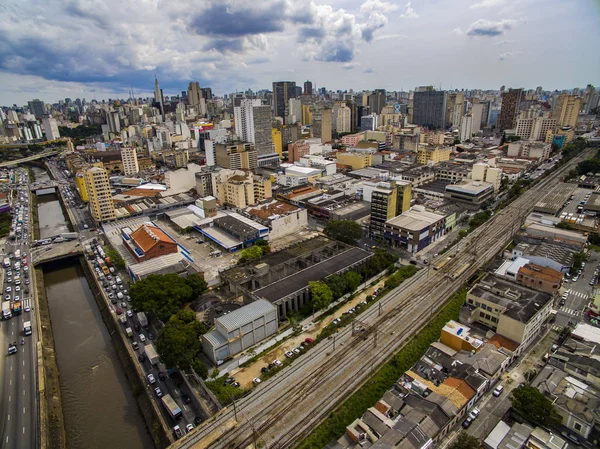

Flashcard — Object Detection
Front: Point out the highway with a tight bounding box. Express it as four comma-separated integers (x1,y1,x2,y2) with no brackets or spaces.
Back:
0,171,39,449
175,148,594,449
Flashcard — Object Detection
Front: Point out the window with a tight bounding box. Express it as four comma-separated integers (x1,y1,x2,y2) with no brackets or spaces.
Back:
574,422,582,431
491,317,497,323
479,311,485,318
485,314,491,320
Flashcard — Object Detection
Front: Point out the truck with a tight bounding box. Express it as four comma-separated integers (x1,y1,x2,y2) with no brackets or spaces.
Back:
119,314,127,324
161,394,182,420
3,258,10,268
145,344,160,365
23,321,32,336
12,301,22,316
61,232,78,240
53,237,65,243
137,312,148,328
125,327,133,338
2,301,12,320
96,257,104,267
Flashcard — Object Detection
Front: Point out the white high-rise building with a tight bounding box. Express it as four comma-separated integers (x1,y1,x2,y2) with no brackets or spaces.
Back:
121,147,139,175
288,98,302,124
335,105,352,134
460,115,473,142
42,117,60,141
233,99,273,156
471,104,484,134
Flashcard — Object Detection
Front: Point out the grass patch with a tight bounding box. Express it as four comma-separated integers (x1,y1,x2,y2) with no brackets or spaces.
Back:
205,379,248,405
296,288,467,449
0,212,12,238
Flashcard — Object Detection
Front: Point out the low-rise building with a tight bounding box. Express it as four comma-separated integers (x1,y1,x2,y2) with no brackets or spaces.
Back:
384,205,446,254
445,180,494,209
247,201,308,241
416,145,451,165
122,222,179,262
516,263,563,294
336,151,372,170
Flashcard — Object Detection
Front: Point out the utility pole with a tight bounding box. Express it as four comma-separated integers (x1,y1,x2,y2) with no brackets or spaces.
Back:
374,326,378,348
378,302,382,316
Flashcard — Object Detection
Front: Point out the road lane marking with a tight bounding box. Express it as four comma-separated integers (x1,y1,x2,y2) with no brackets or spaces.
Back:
23,390,25,396
22,375,25,380
7,415,9,421
22,407,25,414
22,427,25,434
22,360,25,366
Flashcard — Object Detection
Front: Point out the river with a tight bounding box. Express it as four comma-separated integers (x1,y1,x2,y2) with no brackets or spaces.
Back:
32,167,69,239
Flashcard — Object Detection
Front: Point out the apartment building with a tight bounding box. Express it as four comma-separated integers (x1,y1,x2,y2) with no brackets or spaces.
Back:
120,147,139,175
416,145,451,165
84,166,116,222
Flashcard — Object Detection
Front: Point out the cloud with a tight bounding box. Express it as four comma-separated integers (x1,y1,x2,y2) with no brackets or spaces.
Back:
360,0,399,14
470,0,507,9
466,19,515,37
499,51,523,60
399,2,419,19
361,12,387,43
373,33,408,41
364,68,376,74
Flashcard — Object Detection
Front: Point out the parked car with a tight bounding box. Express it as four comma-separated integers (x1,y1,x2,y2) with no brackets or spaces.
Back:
154,387,163,397
560,432,580,445
139,334,146,342
186,423,194,433
147,373,156,384
132,341,139,350
285,351,294,358
468,408,480,420
462,417,473,429
493,385,504,397
252,378,261,385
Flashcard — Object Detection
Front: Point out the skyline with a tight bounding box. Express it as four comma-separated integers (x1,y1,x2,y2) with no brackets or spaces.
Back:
1,0,599,105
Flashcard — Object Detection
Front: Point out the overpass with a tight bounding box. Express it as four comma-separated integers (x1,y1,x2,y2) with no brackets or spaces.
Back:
0,149,63,168
30,239,83,265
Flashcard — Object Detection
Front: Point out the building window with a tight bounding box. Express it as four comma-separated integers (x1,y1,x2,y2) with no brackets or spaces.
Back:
574,422,582,431
479,311,485,318
491,317,498,323
485,314,491,320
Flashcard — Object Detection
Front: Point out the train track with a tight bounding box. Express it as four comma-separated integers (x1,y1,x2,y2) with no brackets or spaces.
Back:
177,148,593,449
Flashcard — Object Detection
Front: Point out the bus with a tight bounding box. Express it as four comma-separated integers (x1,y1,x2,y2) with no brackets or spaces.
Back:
434,257,452,271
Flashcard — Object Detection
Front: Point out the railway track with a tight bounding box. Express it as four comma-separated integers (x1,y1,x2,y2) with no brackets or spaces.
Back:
177,148,593,449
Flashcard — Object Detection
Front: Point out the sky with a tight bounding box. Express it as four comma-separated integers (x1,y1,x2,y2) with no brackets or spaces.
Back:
0,0,599,106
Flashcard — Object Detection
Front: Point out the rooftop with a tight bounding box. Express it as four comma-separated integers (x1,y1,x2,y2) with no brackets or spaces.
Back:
216,299,276,333
247,201,301,221
386,206,446,231
129,223,177,253
445,180,494,195
519,263,563,283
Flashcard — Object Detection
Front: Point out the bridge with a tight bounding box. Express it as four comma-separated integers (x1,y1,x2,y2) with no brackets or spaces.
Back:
30,239,83,265
0,149,63,168
30,181,59,194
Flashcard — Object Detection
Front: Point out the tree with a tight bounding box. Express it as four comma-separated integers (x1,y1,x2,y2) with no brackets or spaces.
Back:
129,273,193,322
510,385,561,427
343,271,362,293
572,251,587,272
237,245,264,264
192,358,208,379
156,312,203,369
254,239,271,254
323,220,363,245
458,230,468,239
325,275,346,299
185,275,208,300
555,222,574,230
449,433,480,449
309,281,333,310
106,248,125,269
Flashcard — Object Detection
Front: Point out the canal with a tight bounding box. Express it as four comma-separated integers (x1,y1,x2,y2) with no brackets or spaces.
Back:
34,166,152,449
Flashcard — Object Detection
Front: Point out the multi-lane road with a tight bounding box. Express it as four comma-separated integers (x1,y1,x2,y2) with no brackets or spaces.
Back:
175,148,594,449
0,171,38,449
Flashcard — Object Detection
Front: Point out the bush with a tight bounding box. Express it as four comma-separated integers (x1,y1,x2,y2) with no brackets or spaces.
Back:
384,265,418,289
297,289,467,449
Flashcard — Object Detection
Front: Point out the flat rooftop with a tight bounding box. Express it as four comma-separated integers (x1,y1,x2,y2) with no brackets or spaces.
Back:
254,247,371,303
446,181,493,195
386,207,446,231
533,182,576,214
471,274,552,323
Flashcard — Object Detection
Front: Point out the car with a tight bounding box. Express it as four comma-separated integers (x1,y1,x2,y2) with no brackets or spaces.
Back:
15,286,20,292
493,385,504,397
147,373,156,384
132,341,139,350
139,334,146,342
120,302,127,309
293,348,301,355
560,432,580,445
182,394,192,404
468,408,480,420
581,262,586,268
117,292,123,300
108,293,114,299
462,417,473,429
252,378,261,385
154,387,163,397
261,367,268,373
8,343,17,355
14,295,19,302
174,425,182,439
194,416,202,425
134,324,141,332
590,280,595,286
573,276,579,282
305,338,314,344
158,372,166,381
116,307,122,315
24,304,30,312
273,359,283,367
224,377,236,385
4,295,9,301
7,278,12,283
112,285,117,290
285,351,294,358
127,310,133,318
186,423,194,433
5,286,10,293
138,354,146,362
148,332,155,340
232,382,240,388
268,363,275,370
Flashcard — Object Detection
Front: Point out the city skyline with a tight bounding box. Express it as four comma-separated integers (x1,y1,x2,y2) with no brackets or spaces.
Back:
0,0,599,105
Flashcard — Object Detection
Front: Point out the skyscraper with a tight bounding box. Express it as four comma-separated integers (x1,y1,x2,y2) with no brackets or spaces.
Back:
28,99,46,118
552,94,582,128
272,81,297,123
304,80,313,96
497,88,523,131
446,92,465,128
312,108,332,144
368,89,386,115
187,82,202,108
41,117,60,141
234,99,273,156
154,77,164,118
84,166,116,222
121,147,139,175
412,87,447,129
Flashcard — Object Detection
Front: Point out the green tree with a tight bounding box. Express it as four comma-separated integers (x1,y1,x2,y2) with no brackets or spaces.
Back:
254,239,271,254
449,433,480,449
323,220,363,245
129,273,193,322
106,248,125,269
572,251,587,272
309,281,334,310
510,385,561,427
458,229,468,239
325,275,346,299
555,222,574,230
156,312,202,369
237,245,264,264
468,210,492,230
185,275,208,300
192,358,208,379
343,271,362,293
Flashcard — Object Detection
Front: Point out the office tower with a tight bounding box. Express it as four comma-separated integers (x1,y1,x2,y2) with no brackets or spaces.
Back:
121,147,139,175
154,77,164,118
295,86,302,97
41,117,60,141
497,88,523,131
412,87,447,129
304,80,313,96
84,166,116,222
360,114,378,132
272,81,297,123
187,82,202,108
288,98,302,124
312,108,332,144
233,99,273,156
369,181,412,238
552,94,582,128
107,111,121,133
334,103,352,133
215,142,258,169
368,89,386,115
479,101,491,127
470,104,484,134
201,87,212,100
446,92,465,128
28,99,46,118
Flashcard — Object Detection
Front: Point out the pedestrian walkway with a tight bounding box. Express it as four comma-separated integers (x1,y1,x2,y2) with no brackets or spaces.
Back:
559,307,581,317
566,290,588,300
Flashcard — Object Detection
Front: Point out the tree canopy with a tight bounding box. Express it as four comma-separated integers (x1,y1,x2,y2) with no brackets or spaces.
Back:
156,310,207,369
309,281,334,310
324,220,363,245
129,273,207,322
510,385,561,427
106,248,125,269
449,433,480,449
237,240,271,264
344,271,362,293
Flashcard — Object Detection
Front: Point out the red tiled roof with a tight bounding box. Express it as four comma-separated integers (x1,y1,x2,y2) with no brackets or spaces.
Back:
130,224,175,252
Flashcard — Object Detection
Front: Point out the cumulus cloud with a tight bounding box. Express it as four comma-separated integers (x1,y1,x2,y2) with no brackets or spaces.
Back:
400,2,419,19
466,19,515,37
361,12,388,43
360,0,399,14
470,0,507,9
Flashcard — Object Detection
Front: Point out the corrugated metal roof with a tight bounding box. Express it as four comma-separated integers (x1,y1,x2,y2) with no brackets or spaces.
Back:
216,299,276,332
203,329,228,347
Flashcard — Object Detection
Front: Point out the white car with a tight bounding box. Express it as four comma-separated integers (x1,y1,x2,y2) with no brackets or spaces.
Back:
139,334,146,342
468,408,480,420
25,305,31,312
252,378,261,385
147,373,155,384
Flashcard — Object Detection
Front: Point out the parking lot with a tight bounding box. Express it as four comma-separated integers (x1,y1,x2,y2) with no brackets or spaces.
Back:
560,187,594,216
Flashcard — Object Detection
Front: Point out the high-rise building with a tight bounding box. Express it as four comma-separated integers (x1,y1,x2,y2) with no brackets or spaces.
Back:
460,115,473,142
233,99,273,156
187,81,202,108
304,80,313,96
497,88,523,131
174,150,189,168
84,166,115,222
470,103,484,134
334,104,352,133
121,147,139,175
28,99,46,118
288,98,302,124
412,87,447,129
312,108,332,144
154,77,164,118
480,101,492,127
214,142,258,170
552,94,582,128
107,111,120,133
272,81,297,123
369,181,412,238
446,92,465,128
41,117,60,141
368,89,386,115
360,114,379,132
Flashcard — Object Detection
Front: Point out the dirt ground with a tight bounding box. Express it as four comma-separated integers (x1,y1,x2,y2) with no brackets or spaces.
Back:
230,277,387,388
